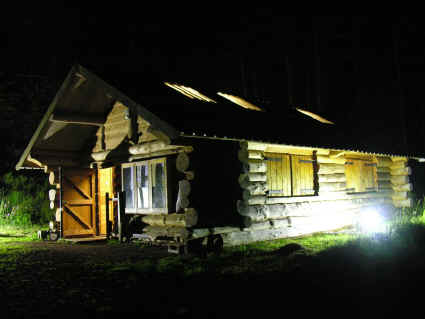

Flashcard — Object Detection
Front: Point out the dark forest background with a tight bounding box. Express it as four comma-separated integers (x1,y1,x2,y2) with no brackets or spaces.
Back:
1,13,425,194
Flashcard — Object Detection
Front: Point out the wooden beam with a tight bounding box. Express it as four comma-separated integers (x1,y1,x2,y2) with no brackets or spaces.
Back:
64,205,92,230
50,113,105,126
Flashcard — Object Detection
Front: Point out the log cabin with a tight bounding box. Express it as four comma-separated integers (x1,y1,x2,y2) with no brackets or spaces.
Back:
15,65,425,252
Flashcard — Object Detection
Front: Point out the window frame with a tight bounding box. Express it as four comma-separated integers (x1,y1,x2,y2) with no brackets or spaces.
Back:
265,152,316,198
121,157,169,214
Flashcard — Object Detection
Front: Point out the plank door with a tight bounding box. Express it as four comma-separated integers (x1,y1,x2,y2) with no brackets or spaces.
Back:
62,168,97,237
98,167,114,235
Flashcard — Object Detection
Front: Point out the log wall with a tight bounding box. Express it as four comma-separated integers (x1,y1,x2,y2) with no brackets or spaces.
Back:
231,141,410,245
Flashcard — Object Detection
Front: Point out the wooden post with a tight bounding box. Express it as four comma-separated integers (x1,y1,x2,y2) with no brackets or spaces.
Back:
117,191,125,243
94,167,100,236
58,166,63,239
105,192,110,240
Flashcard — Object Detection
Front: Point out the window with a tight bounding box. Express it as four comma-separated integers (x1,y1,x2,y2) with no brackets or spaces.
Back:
265,153,315,197
345,159,377,193
122,158,168,213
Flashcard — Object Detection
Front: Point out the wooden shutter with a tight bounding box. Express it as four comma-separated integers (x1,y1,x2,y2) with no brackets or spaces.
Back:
345,159,376,192
291,155,315,196
265,153,291,196
362,161,377,191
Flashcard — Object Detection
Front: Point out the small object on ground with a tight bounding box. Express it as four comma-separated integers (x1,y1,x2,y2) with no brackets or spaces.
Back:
275,243,305,257
37,230,49,240
48,231,59,241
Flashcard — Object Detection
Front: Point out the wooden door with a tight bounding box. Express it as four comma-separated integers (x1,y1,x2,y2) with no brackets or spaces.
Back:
62,168,97,237
98,167,114,235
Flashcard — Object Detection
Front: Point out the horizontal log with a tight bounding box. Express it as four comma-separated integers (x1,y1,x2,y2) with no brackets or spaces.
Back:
377,172,391,181
129,141,178,155
271,218,291,228
237,148,249,164
242,219,272,230
377,189,394,196
49,171,59,185
318,173,346,183
393,183,412,192
317,163,345,174
377,167,390,173
191,226,241,239
239,173,267,188
176,195,190,212
242,218,290,230
391,175,409,185
176,152,190,172
55,208,61,222
392,192,408,201
247,160,267,173
390,166,411,176
377,180,392,189
48,189,56,201
129,147,193,162
376,157,393,168
178,180,191,197
265,192,391,205
289,212,357,228
319,182,346,192
248,150,264,160
243,188,266,200
238,197,390,223
245,195,266,205
390,161,407,170
143,226,189,239
393,198,412,208
316,156,346,165
141,208,198,227
243,182,267,194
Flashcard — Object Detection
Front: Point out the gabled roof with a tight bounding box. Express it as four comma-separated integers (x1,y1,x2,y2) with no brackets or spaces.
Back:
16,65,424,170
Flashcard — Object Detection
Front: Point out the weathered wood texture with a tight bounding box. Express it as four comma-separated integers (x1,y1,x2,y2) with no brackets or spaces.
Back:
176,179,191,212
318,173,346,183
318,163,345,174
142,208,198,227
98,167,115,235
92,101,129,153
143,226,189,239
238,197,391,224
176,152,190,172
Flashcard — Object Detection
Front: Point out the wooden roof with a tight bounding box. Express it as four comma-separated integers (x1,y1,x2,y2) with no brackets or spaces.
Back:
16,65,425,170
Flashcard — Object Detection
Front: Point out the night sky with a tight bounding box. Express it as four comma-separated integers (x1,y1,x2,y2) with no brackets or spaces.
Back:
2,13,425,163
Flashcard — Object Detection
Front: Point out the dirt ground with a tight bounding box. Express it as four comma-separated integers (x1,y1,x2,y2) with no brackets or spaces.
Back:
21,240,171,263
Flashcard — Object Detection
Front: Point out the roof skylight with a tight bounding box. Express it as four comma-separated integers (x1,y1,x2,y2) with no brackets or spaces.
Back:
295,107,334,124
217,92,263,111
164,82,216,103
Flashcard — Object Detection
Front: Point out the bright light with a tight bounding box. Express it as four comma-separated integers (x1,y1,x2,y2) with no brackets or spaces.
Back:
217,92,264,111
357,209,387,234
164,82,217,103
295,108,334,124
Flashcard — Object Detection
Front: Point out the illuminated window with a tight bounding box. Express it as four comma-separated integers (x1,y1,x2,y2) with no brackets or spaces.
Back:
164,82,216,103
265,153,315,197
217,92,263,111
345,159,377,193
122,158,168,213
